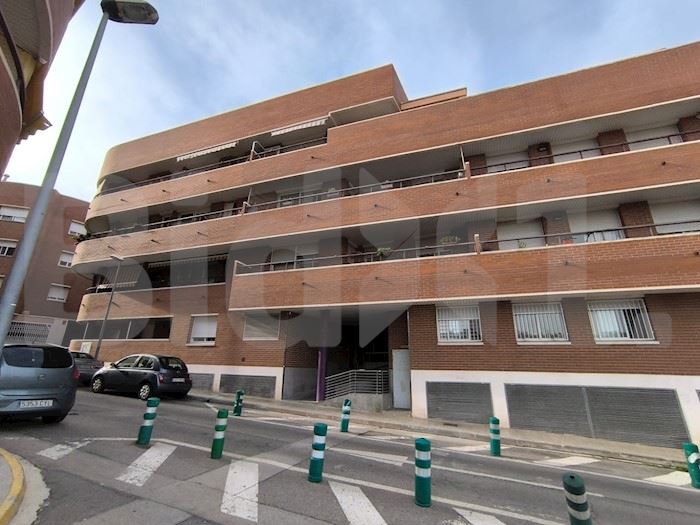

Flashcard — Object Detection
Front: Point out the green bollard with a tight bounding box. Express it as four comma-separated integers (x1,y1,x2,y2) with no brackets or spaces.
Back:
489,416,501,457
211,408,229,459
683,442,700,489
308,422,328,483
414,438,431,508
340,399,351,432
233,389,245,416
136,397,160,446
562,472,592,525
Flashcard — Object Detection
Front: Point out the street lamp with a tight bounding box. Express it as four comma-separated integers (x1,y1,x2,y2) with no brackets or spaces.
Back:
93,254,123,361
0,1,158,348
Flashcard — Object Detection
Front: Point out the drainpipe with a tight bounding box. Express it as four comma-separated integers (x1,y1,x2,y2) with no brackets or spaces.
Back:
316,310,329,402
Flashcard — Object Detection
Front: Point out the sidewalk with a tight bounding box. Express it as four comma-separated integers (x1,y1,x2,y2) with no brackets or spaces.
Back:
189,389,688,468
0,448,25,525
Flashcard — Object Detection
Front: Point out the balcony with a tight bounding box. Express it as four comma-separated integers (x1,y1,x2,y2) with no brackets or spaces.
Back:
228,228,700,310
73,140,700,268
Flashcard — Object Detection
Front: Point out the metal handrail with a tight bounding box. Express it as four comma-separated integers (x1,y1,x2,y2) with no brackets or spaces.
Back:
235,219,700,274
476,133,686,175
99,136,328,195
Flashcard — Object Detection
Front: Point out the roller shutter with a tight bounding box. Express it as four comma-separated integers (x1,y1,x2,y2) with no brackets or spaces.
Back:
426,382,492,423
506,385,592,436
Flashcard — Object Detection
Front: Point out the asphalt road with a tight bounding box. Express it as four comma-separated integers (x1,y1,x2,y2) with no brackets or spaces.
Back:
1,389,699,524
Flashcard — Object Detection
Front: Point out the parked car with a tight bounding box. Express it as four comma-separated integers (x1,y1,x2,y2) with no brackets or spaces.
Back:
0,344,79,423
91,354,192,400
70,351,104,384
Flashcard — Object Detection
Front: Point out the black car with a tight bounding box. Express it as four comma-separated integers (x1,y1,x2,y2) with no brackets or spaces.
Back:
70,351,104,384
91,354,192,400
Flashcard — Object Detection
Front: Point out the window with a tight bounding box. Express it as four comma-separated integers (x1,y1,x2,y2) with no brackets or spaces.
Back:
136,356,156,369
0,205,29,223
0,240,17,257
243,312,280,340
568,209,624,243
189,314,217,345
68,220,87,236
47,284,70,302
497,220,546,250
436,305,482,343
512,303,569,342
58,251,74,268
588,299,655,342
115,355,140,368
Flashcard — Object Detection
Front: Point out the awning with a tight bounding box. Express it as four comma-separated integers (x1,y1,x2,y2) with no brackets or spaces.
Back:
176,141,239,162
270,117,328,137
147,254,228,269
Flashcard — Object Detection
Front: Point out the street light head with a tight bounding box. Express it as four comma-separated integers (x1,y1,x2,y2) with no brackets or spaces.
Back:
101,0,159,25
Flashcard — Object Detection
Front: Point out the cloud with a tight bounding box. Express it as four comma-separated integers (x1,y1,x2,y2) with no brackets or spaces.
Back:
4,0,700,202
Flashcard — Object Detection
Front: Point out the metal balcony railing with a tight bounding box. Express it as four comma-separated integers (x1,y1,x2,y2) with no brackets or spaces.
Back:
324,369,390,400
235,220,700,275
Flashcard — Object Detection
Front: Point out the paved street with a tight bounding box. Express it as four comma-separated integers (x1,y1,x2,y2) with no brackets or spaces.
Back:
1,390,699,524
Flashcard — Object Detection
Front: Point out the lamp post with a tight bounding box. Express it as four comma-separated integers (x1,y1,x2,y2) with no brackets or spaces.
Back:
93,254,123,360
0,1,158,349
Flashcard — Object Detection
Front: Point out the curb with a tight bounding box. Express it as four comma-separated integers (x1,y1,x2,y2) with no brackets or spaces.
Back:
189,392,686,469
0,448,25,525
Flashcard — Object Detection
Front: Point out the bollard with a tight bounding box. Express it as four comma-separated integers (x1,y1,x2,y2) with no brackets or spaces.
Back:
308,422,328,483
489,416,501,457
683,442,700,489
233,389,245,416
340,399,352,432
562,472,592,525
211,408,229,459
136,397,160,446
414,438,431,508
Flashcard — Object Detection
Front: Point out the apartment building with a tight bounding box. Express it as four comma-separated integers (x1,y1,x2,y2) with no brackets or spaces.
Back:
0,181,90,344
71,42,700,448
0,1,84,173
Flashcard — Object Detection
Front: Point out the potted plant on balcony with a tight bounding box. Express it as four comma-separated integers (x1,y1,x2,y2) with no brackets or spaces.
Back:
375,247,392,260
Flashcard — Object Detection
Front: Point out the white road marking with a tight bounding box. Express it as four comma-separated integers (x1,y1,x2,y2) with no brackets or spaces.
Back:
448,444,512,453
454,508,506,525
332,447,408,466
221,460,259,522
329,481,387,525
37,440,90,460
538,456,600,467
644,471,691,486
115,442,176,487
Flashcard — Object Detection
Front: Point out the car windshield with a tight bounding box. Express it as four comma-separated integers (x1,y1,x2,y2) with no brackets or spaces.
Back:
158,357,187,371
2,346,72,368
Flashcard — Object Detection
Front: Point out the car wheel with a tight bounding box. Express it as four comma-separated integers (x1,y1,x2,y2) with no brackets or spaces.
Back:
42,414,67,424
138,382,155,401
92,376,105,394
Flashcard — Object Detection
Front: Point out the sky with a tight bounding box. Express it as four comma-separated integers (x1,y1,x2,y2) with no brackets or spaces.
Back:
5,0,700,202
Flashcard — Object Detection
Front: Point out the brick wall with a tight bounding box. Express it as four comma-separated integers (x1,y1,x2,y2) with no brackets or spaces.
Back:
597,129,629,155
678,115,700,142
527,142,553,166
75,141,700,266
619,201,656,238
408,293,700,375
541,211,572,245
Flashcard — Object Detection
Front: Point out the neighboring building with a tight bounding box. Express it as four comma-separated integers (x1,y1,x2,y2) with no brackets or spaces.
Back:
0,0,84,173
72,43,700,447
0,181,90,344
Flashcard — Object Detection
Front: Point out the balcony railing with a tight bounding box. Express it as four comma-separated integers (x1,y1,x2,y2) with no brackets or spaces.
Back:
324,369,390,400
235,220,700,274
478,133,686,174
0,6,25,111
83,168,466,240
99,136,328,196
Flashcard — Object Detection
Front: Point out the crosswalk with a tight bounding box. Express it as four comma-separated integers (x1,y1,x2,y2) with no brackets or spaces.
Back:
33,438,537,524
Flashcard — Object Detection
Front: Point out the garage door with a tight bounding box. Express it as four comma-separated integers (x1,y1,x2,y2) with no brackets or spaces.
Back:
426,382,493,424
506,384,689,448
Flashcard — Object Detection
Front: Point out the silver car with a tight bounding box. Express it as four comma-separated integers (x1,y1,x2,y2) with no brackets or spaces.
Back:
0,344,79,423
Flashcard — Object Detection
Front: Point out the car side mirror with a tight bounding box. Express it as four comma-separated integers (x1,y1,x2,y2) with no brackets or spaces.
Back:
110,363,117,368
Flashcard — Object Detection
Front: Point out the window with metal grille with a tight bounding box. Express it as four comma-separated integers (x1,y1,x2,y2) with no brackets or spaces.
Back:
436,306,482,343
189,314,217,344
243,312,280,340
0,240,17,257
587,299,655,342
512,303,569,342
58,251,74,267
0,205,29,223
46,284,70,302
68,220,86,236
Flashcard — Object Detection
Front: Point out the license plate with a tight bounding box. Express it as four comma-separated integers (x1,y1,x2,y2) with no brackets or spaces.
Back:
172,378,185,383
19,399,53,408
